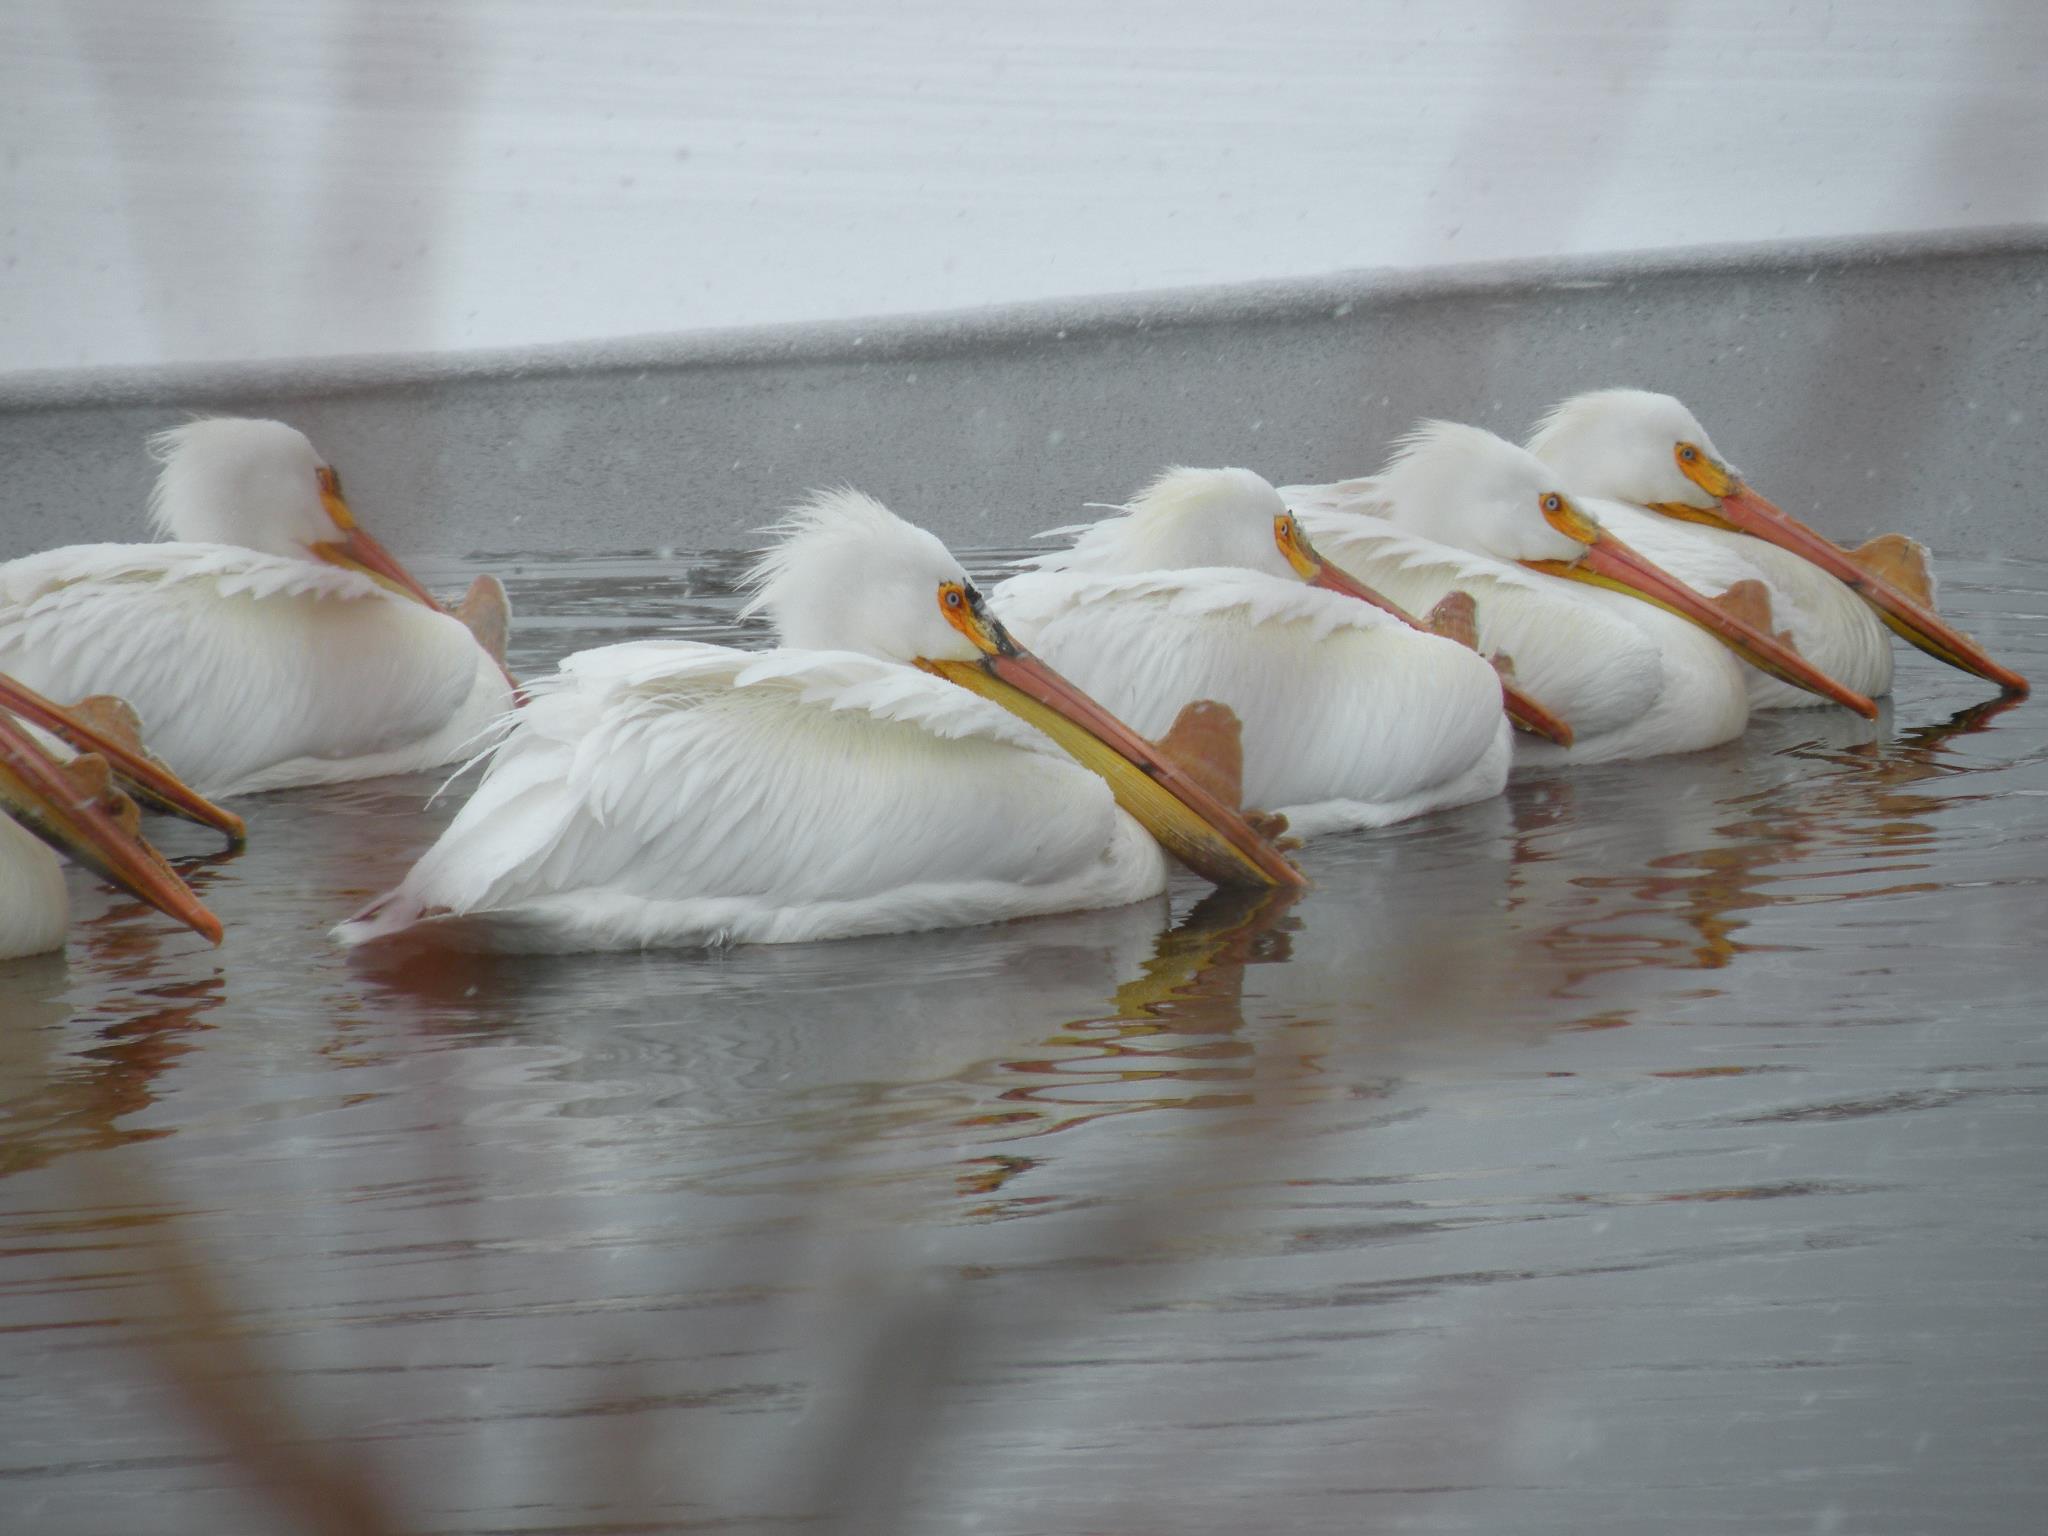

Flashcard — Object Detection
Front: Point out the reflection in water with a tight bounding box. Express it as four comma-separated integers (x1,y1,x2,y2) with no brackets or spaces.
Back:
0,554,2041,1535
0,878,230,1178
338,886,1310,1223
944,887,1300,1213
1522,695,2032,995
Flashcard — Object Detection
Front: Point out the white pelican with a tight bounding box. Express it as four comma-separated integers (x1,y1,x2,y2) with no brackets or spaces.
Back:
1282,424,1878,766
2,675,226,959
0,419,517,798
1527,388,2027,698
992,467,1531,838
336,490,1300,954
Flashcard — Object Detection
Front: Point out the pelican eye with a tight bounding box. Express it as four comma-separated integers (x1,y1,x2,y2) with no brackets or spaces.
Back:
318,466,344,496
1541,493,1564,514
1677,443,1700,465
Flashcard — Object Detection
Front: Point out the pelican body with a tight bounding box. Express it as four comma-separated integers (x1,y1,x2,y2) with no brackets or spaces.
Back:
0,797,69,959
1283,424,1877,766
1527,388,2025,699
338,491,1297,954
993,468,1514,838
0,420,514,798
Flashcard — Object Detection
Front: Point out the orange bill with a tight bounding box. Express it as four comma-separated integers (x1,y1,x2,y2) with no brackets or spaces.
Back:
309,465,526,702
0,674,244,846
1275,513,1576,747
1657,468,2027,696
920,582,1305,889
0,711,223,944
1526,497,1877,717
1492,677,1577,748
309,466,446,610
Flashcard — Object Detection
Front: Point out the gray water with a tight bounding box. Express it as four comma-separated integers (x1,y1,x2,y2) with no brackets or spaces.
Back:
2,550,2045,1534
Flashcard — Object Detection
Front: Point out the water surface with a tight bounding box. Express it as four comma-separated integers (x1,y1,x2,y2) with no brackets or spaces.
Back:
2,551,2045,1533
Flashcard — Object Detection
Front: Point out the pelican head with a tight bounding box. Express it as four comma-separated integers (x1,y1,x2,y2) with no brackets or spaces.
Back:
147,418,446,612
745,489,1302,888
742,487,996,664
1526,389,1730,515
1030,466,1314,582
1374,422,1597,566
1378,422,1876,716
1528,389,2027,694
1033,465,1414,615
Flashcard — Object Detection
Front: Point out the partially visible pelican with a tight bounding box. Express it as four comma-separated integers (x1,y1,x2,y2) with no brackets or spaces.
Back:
1528,388,2027,698
993,467,1524,838
2,675,227,959
1283,424,1878,765
0,671,246,846
0,420,516,798
337,490,1299,954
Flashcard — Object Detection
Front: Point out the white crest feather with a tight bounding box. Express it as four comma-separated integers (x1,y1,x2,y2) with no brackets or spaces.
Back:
140,416,338,557
738,487,978,663
1526,388,1731,509
1024,466,1295,581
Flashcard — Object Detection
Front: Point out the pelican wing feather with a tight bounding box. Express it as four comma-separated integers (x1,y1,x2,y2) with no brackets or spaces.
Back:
994,567,1507,834
0,543,505,795
1284,501,1666,744
337,641,1160,952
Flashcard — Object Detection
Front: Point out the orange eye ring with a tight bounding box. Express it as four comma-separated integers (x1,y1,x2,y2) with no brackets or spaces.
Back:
1677,443,1700,465
936,579,1011,657
1541,493,1564,514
